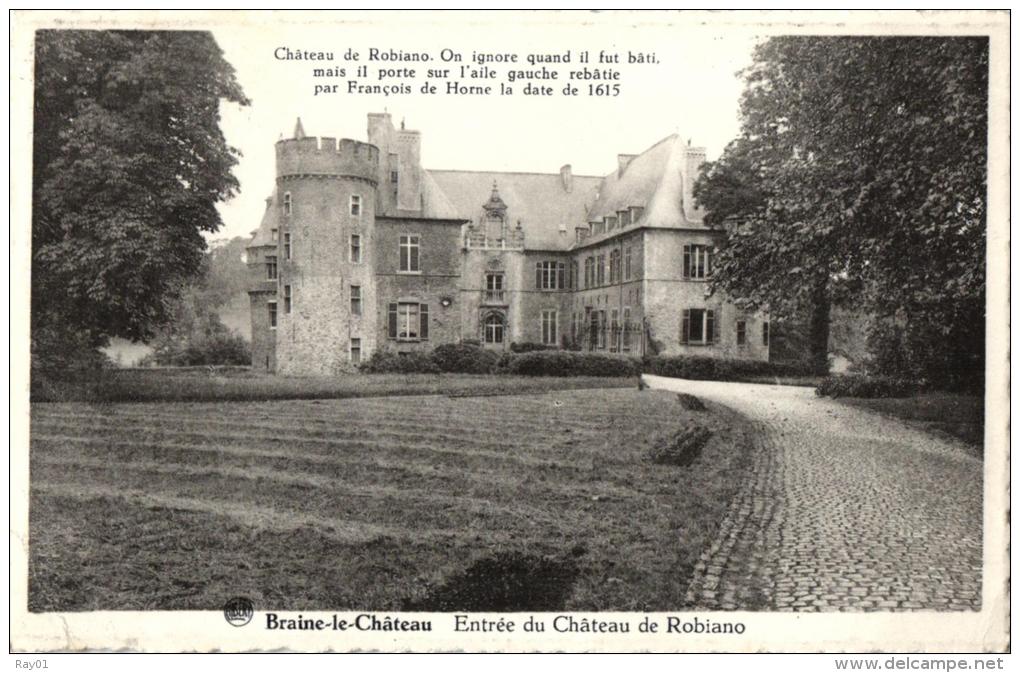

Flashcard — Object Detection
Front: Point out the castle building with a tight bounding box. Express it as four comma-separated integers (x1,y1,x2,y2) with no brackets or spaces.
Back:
247,113,769,375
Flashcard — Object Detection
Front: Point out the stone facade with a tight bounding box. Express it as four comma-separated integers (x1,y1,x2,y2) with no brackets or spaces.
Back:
247,114,769,374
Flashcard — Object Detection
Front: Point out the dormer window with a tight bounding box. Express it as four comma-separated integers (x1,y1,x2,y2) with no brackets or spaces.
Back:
629,206,644,223
618,210,630,227
605,215,618,230
282,192,292,216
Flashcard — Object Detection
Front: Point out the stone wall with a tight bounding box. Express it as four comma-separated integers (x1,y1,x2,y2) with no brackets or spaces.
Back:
274,163,378,375
372,217,463,353
642,229,769,360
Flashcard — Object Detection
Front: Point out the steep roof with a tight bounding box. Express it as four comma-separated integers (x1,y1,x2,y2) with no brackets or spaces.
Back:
248,189,279,247
427,169,602,249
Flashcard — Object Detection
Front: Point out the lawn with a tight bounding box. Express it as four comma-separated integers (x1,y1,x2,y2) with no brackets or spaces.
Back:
31,367,638,404
29,387,753,612
835,392,984,455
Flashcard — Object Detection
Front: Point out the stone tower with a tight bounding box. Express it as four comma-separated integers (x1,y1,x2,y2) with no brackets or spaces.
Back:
273,119,380,375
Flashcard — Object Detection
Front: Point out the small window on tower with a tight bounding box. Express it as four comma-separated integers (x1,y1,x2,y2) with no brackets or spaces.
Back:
282,192,292,216
350,234,362,263
350,285,362,316
391,170,399,184
350,338,361,364
350,194,362,217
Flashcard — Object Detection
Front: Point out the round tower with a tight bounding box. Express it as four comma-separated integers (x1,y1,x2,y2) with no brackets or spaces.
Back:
274,120,380,375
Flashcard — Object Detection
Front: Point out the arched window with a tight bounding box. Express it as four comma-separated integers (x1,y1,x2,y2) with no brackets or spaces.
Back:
484,314,505,344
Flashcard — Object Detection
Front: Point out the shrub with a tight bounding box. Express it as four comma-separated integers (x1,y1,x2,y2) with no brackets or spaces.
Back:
814,374,919,399
648,424,712,467
644,355,811,381
502,351,640,377
509,342,553,354
431,343,499,374
359,349,440,374
675,393,706,411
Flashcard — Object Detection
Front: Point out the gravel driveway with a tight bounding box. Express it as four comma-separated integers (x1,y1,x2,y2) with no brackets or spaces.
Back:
644,375,983,612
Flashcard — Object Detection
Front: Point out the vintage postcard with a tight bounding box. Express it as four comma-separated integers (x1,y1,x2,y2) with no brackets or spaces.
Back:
9,9,1010,654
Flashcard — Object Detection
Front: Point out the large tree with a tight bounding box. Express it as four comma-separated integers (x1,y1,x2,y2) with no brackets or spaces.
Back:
695,37,987,385
31,30,249,364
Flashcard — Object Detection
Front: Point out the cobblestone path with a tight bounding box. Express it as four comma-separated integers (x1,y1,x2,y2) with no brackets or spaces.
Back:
645,375,983,612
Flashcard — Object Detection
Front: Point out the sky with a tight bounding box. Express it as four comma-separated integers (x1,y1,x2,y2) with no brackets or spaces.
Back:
209,13,760,242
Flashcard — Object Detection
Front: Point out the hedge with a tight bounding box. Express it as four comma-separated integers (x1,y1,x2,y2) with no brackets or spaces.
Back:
359,349,440,374
643,355,811,381
502,351,641,377
814,374,919,399
431,343,500,374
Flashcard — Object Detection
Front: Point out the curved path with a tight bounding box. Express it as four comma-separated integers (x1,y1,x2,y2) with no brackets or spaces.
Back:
644,375,983,612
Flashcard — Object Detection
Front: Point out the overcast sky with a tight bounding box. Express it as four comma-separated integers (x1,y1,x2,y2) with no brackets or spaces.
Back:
210,14,760,242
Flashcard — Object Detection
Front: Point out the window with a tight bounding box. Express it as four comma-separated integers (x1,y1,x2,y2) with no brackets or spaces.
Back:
624,246,632,280
682,244,712,280
629,206,644,223
282,192,292,216
584,257,594,288
283,285,292,314
268,301,277,329
350,338,361,364
541,310,558,346
622,307,632,350
596,255,605,286
763,321,770,346
570,260,578,290
618,210,630,227
391,170,399,184
681,308,717,345
609,249,621,284
350,194,362,217
605,216,618,230
271,228,279,241
350,285,362,316
737,320,747,345
388,302,429,340
266,256,277,280
350,234,362,263
597,310,607,349
610,308,619,351
535,261,566,290
284,233,292,260
484,314,504,344
485,273,504,303
399,235,420,272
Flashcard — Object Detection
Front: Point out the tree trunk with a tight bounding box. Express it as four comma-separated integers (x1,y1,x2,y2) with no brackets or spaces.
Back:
809,279,831,375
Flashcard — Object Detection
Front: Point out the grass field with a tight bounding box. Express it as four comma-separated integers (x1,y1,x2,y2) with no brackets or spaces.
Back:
29,387,752,612
31,368,638,404
834,392,984,455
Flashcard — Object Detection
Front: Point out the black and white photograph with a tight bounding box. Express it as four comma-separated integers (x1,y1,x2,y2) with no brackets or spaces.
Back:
9,9,1010,656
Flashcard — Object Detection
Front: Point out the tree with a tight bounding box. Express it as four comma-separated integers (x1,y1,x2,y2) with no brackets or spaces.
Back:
31,30,249,366
695,37,987,386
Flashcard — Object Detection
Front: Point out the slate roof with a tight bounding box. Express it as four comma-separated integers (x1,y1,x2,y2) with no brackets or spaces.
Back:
427,169,602,250
248,190,279,247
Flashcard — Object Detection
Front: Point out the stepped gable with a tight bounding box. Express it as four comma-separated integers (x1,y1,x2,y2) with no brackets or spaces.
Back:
427,169,601,250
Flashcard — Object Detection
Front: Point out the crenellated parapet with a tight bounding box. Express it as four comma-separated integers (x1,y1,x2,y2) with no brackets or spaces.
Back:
275,136,380,184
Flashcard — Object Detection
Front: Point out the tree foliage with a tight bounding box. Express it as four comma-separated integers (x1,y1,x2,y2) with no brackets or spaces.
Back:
32,30,249,363
694,37,987,388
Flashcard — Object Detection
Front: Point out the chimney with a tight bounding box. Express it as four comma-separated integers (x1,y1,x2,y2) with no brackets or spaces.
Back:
617,154,637,177
560,164,573,193
683,145,708,221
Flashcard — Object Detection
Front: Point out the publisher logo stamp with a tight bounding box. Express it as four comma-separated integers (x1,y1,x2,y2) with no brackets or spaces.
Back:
223,597,254,627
